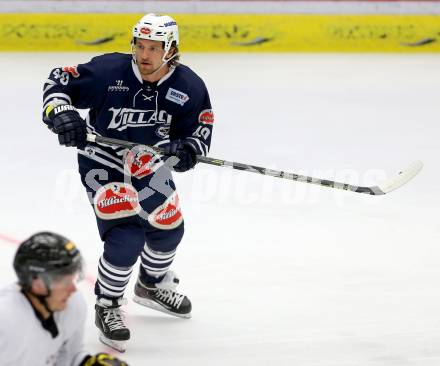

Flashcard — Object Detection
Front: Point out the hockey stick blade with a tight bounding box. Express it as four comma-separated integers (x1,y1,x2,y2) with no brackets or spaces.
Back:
372,160,423,195
86,134,423,195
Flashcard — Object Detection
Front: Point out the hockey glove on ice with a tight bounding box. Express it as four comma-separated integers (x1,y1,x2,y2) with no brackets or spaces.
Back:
162,139,198,172
82,353,129,366
45,104,87,149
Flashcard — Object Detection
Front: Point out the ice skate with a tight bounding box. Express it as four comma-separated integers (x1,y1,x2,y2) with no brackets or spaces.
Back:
95,297,130,352
133,271,192,319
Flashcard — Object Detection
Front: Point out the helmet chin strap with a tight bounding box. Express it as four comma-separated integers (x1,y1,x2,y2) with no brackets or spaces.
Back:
36,275,55,314
149,51,180,76
36,294,53,314
22,284,54,315
27,274,54,314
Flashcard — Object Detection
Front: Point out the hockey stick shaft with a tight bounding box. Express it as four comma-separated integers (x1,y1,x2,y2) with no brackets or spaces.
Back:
86,134,422,196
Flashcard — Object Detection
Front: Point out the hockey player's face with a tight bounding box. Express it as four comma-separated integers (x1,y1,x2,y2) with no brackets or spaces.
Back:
134,39,168,77
46,273,78,311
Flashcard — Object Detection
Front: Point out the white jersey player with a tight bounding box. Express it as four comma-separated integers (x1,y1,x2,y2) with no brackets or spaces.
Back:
0,232,128,366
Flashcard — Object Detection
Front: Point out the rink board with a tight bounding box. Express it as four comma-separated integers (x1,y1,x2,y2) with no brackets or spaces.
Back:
0,13,440,52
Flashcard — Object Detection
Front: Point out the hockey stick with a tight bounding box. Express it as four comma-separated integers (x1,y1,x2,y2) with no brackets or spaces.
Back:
86,134,423,195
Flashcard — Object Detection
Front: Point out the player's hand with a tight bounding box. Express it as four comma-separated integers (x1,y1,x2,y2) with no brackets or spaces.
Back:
45,104,87,149
83,352,129,366
162,139,198,172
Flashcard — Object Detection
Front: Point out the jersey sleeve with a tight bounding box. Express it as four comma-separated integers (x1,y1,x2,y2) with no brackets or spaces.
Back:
42,57,104,123
169,81,214,157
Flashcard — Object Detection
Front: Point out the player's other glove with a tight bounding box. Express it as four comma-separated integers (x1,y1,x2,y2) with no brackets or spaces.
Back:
162,139,198,172
45,104,87,149
81,353,129,366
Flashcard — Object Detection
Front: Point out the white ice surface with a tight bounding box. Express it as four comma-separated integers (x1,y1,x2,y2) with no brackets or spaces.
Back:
0,52,439,365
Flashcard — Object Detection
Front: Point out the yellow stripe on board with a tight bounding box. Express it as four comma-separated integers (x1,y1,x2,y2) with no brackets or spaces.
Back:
0,14,439,52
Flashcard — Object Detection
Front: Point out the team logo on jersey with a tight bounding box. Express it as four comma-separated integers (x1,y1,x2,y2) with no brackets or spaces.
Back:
156,126,170,138
107,107,172,131
199,109,214,125
62,66,80,78
140,27,151,35
124,148,163,179
165,88,189,106
148,192,183,230
94,183,140,220
142,93,154,101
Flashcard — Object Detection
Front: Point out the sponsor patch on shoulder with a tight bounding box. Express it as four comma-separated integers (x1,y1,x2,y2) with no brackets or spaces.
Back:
199,109,214,125
166,88,189,106
62,66,80,78
94,182,140,220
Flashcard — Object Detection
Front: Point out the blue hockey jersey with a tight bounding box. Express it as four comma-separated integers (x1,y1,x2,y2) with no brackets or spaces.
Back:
42,53,214,169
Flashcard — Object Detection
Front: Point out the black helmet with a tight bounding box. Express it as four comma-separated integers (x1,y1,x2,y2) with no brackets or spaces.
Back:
13,231,83,289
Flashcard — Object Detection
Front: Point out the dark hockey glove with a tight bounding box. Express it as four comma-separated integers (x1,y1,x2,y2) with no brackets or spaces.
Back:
82,353,129,366
162,139,198,172
45,104,87,149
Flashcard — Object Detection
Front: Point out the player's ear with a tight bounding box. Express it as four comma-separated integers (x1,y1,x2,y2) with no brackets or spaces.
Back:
31,276,48,295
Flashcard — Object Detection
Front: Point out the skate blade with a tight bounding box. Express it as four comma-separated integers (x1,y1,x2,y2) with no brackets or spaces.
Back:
98,333,127,353
133,295,191,319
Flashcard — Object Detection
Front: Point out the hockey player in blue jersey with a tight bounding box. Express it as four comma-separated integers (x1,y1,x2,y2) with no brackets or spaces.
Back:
42,13,214,352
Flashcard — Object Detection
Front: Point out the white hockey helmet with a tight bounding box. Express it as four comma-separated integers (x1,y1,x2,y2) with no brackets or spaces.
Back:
132,13,179,54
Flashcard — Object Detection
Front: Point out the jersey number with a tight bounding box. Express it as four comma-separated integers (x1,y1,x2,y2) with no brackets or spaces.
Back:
52,69,70,86
193,126,211,140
